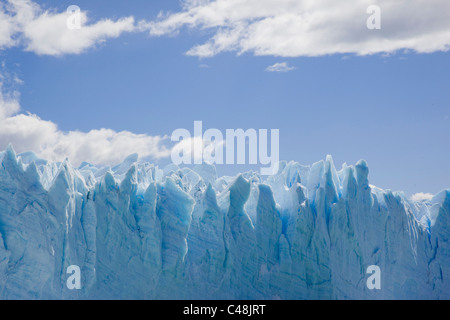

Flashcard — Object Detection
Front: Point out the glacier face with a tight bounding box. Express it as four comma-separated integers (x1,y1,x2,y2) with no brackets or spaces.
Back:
0,145,448,300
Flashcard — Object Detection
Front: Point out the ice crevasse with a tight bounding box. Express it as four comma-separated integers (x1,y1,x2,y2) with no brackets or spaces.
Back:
0,145,449,299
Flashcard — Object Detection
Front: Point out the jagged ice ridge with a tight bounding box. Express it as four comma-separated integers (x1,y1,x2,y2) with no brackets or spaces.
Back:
0,145,449,299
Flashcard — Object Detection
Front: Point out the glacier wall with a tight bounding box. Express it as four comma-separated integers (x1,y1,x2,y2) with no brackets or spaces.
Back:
0,145,448,299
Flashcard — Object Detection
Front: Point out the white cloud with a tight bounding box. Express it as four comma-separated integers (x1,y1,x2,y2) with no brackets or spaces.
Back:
3,0,450,58
0,76,170,167
0,2,172,166
0,88,20,119
0,0,136,56
411,192,434,202
265,62,295,72
145,0,450,58
0,2,17,49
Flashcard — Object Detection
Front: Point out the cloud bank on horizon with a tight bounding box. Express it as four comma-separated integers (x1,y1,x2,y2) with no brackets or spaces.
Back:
0,0,449,167
0,81,171,166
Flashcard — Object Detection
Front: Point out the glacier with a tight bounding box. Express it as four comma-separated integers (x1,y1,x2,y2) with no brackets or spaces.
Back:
0,144,448,300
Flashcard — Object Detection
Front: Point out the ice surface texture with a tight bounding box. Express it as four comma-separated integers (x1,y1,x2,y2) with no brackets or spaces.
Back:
0,145,448,299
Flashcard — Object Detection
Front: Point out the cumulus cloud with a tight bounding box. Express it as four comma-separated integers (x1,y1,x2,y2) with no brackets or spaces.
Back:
0,0,135,56
265,62,295,72
411,192,434,202
0,2,171,166
145,0,450,58
0,75,170,167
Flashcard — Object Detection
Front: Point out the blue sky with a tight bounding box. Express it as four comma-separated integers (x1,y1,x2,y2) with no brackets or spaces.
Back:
0,0,449,196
